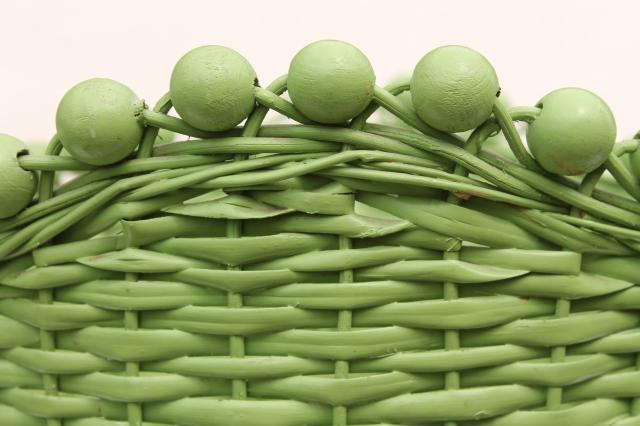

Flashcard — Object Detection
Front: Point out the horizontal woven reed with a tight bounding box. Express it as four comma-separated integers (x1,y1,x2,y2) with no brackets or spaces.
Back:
1,78,640,426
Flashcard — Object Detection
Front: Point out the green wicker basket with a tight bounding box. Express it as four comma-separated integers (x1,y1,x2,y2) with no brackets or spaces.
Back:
1,41,640,426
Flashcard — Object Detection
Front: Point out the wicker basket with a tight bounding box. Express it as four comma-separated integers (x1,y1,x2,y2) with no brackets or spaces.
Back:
1,65,640,426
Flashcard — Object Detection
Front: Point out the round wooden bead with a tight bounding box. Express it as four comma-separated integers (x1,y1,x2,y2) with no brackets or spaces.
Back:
527,88,616,175
0,134,37,218
170,45,257,132
287,40,375,124
411,45,499,133
56,78,145,165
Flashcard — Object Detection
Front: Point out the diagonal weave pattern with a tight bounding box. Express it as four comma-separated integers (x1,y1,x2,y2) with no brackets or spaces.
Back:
0,77,640,426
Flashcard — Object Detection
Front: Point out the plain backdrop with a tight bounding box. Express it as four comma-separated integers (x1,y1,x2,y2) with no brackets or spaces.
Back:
2,0,639,145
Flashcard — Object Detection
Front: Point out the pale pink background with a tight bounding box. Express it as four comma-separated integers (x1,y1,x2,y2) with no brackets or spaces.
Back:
2,0,639,144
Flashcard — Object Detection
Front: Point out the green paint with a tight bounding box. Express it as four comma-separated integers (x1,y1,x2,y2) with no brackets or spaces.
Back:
287,40,375,124
55,78,145,165
527,87,616,175
170,45,257,132
0,134,37,218
411,45,499,132
1,44,640,426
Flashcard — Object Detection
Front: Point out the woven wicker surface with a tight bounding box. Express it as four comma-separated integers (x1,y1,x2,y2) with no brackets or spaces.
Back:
1,75,640,426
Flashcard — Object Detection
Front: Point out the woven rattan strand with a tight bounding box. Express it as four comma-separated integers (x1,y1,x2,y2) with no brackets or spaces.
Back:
0,75,640,426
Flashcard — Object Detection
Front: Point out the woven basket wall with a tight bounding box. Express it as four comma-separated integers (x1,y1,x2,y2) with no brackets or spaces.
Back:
1,77,640,426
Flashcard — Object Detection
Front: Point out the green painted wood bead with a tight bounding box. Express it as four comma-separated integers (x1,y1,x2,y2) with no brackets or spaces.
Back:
56,78,145,166
527,88,616,176
170,45,257,132
287,40,375,124
411,45,499,133
0,134,37,218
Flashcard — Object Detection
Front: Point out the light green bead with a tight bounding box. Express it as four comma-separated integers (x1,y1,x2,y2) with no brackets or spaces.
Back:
411,45,499,133
56,78,145,166
170,45,257,132
0,134,37,218
288,40,375,124
527,88,616,176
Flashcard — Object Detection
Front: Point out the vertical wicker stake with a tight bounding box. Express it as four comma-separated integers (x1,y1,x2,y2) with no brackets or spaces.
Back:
496,100,572,410
227,149,249,400
440,128,480,426
285,58,376,412
225,77,289,402
121,95,175,426
442,206,461,426
333,148,354,426
227,207,247,399
622,138,640,418
38,136,64,426
623,142,640,426
347,77,464,424
341,86,394,426
124,270,143,425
